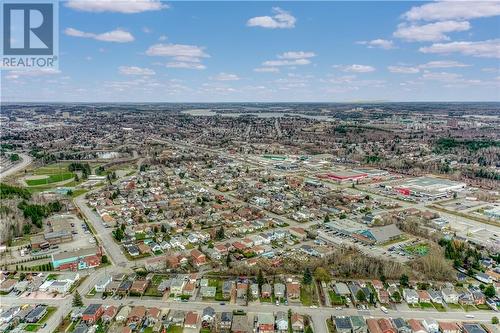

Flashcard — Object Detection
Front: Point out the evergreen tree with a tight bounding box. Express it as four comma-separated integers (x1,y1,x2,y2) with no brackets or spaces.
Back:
257,269,265,288
72,291,83,307
303,267,313,285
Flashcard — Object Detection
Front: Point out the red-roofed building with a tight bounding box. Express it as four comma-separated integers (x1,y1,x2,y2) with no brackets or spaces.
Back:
191,249,207,267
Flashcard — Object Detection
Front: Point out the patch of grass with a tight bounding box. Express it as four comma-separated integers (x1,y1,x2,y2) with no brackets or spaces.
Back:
475,304,490,310
419,302,434,309
328,291,345,305
326,319,335,333
462,304,477,312
447,303,462,310
167,325,183,333
300,284,313,306
39,307,56,324
24,324,40,331
432,302,446,312
71,189,88,198
26,173,75,186
46,274,59,281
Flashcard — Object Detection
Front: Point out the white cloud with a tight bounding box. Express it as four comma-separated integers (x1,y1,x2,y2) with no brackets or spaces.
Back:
146,43,210,69
119,66,155,76
277,51,316,59
403,1,500,22
4,68,61,80
356,39,395,49
335,64,376,73
421,71,463,81
394,21,470,42
211,72,240,81
262,59,311,67
166,62,206,70
247,7,296,29
158,35,167,41
419,60,469,68
388,66,420,74
64,27,134,43
146,43,208,59
254,67,279,73
420,39,500,58
66,0,167,13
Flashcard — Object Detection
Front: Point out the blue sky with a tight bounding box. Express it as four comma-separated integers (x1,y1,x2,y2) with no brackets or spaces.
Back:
2,1,500,102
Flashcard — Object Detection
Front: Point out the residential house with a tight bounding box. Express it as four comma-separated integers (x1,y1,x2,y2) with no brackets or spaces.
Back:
219,312,233,332
184,311,199,329
403,289,419,305
261,284,272,298
191,249,207,267
417,290,431,303
256,313,275,333
421,319,438,333
441,288,458,304
407,320,427,333
168,310,185,326
182,281,196,296
170,278,186,295
147,308,161,327
95,276,112,293
378,318,396,333
438,322,460,333
102,306,117,323
200,286,216,298
276,312,288,333
367,319,382,333
250,284,259,299
237,282,248,300
115,306,131,323
392,318,411,333
130,280,149,295
223,281,235,299
334,317,353,333
25,306,47,323
462,324,487,333
428,290,443,304
291,314,305,333
350,316,368,333
286,282,300,300
274,283,285,299
82,304,103,324
202,307,215,328
231,315,250,333
127,306,146,327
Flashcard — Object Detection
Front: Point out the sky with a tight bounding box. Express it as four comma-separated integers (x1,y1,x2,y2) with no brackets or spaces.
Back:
1,0,500,102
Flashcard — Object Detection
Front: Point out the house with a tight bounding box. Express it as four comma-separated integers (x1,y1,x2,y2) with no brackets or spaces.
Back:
438,322,460,333
428,290,443,304
219,312,233,332
378,289,390,304
71,307,85,321
130,280,149,295
115,306,131,323
274,283,285,299
256,313,275,333
392,318,411,333
287,282,300,299
334,282,351,296
145,256,167,272
441,288,458,304
250,284,259,299
223,281,235,299
421,319,438,333
334,316,353,333
231,314,250,333
191,249,207,267
102,306,117,323
73,324,89,333
168,310,185,326
202,307,215,327
378,318,396,333
237,282,248,299
0,279,16,293
407,320,427,333
127,306,146,327
184,311,199,329
462,324,487,333
403,289,419,304
82,304,103,324
471,290,486,305
200,286,217,298
350,316,368,333
367,319,382,333
25,306,47,323
261,283,272,298
117,280,132,295
170,278,186,295
417,290,431,303
276,312,288,333
291,313,305,333
147,307,161,327
95,276,112,293
183,281,196,296
475,272,492,284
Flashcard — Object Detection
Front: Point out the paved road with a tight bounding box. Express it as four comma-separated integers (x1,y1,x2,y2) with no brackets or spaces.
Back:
74,194,129,268
0,152,33,179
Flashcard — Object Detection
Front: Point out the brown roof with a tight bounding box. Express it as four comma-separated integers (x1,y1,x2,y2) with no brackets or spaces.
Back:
408,319,426,333
439,322,459,332
185,311,198,326
147,307,161,319
128,306,146,319
367,319,382,333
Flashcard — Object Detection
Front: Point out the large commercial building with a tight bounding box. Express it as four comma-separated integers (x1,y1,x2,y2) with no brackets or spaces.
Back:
319,170,368,183
51,246,102,271
395,177,466,199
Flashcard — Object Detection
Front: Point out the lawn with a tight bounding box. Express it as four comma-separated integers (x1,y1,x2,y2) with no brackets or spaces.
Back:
326,319,335,333
328,291,345,305
26,173,75,186
432,302,446,312
419,302,434,309
405,243,429,256
71,189,89,198
167,325,183,333
46,274,59,281
39,307,57,324
144,274,167,297
462,304,477,312
24,324,40,332
447,303,462,310
300,284,314,306
33,163,71,175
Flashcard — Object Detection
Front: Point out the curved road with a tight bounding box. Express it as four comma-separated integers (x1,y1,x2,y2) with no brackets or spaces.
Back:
0,152,33,179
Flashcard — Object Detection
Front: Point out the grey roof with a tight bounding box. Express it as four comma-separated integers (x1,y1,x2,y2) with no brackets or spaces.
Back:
25,306,47,322
367,224,401,243
334,317,352,330
463,324,487,333
83,304,101,316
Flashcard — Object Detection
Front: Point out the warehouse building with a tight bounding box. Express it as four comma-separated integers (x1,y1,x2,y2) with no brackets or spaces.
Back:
395,177,466,199
51,246,102,271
